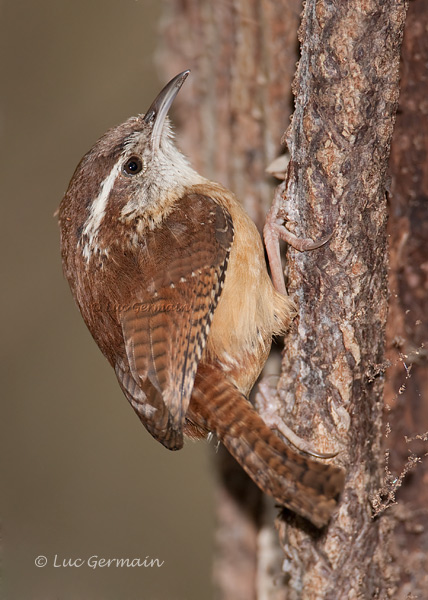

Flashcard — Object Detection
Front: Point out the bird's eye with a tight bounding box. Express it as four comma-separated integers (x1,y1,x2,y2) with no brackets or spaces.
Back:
123,156,143,175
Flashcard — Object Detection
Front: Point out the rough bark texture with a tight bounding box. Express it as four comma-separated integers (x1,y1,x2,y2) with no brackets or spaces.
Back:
160,0,412,598
277,1,407,597
384,0,428,596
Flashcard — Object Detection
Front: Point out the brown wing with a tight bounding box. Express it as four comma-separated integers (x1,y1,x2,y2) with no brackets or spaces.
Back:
116,194,234,450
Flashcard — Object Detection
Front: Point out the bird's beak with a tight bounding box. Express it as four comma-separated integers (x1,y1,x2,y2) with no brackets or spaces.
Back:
144,70,190,150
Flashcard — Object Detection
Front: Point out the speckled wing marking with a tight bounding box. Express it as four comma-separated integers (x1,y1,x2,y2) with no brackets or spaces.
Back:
116,194,234,450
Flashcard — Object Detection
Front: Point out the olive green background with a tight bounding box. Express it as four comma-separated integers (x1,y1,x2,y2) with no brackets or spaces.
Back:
1,2,215,598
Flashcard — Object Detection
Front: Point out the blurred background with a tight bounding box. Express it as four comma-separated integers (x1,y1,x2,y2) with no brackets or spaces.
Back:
1,2,215,598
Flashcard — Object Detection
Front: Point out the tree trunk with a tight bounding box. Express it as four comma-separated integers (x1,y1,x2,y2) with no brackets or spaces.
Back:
159,0,414,597
276,1,407,597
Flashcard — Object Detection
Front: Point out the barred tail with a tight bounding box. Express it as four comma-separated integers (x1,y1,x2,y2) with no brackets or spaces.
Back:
189,364,345,528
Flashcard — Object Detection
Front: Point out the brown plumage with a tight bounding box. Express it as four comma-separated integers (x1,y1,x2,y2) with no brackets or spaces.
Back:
58,71,344,527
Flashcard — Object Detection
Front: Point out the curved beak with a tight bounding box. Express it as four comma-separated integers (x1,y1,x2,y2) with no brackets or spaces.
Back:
143,70,190,149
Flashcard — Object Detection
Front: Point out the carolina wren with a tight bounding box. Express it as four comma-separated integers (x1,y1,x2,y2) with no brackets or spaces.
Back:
58,71,344,527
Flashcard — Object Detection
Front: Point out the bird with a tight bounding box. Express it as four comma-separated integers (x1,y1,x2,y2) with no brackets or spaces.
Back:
58,70,344,528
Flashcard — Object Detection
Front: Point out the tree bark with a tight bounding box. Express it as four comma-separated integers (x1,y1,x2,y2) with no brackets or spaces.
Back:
276,1,407,597
160,0,412,597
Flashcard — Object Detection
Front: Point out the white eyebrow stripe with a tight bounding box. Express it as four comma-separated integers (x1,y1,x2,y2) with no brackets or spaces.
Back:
81,160,122,260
